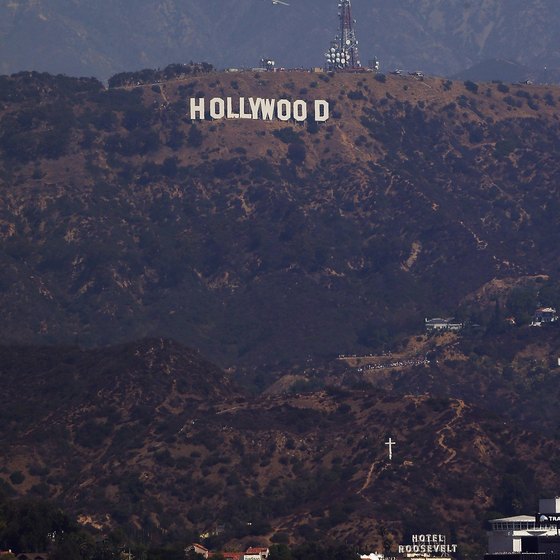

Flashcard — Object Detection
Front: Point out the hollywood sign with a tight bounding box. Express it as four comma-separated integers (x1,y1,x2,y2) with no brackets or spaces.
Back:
188,97,330,122
398,534,458,555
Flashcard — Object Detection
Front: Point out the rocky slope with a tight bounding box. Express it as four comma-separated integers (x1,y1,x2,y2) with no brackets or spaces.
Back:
1,339,558,556
1,70,560,365
2,67,560,554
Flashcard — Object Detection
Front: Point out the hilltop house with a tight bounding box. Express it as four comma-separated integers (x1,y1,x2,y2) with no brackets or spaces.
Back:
246,549,269,559
191,544,210,559
531,307,558,326
188,545,269,560
218,549,269,560
425,318,463,333
216,553,244,560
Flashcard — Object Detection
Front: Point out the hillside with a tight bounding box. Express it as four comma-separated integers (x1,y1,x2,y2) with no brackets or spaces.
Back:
322,326,560,435
1,339,559,557
1,69,560,366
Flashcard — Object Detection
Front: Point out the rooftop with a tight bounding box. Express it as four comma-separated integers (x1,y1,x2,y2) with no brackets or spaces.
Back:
490,515,537,523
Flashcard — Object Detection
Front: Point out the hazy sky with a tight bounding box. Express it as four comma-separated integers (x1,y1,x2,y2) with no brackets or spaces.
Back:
1,0,559,80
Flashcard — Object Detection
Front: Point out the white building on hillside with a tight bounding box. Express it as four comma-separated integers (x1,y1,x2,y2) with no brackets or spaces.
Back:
531,307,558,326
425,318,463,332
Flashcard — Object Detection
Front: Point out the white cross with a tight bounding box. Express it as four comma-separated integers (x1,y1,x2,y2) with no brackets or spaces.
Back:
385,437,396,461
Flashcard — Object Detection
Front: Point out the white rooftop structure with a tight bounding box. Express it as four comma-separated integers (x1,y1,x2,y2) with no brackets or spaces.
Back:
531,307,558,326
359,553,384,560
488,499,560,553
424,318,463,332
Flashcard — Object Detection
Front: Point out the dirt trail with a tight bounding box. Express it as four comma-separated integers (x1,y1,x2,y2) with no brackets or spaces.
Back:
436,399,467,465
358,459,389,496
216,405,242,415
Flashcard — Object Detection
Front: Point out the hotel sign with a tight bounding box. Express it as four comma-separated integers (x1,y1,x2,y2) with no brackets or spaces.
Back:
537,513,560,524
398,534,458,555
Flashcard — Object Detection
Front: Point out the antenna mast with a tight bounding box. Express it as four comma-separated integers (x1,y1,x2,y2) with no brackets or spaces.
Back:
325,0,361,71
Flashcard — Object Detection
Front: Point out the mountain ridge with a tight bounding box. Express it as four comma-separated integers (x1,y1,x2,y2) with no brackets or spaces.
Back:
2,1,560,81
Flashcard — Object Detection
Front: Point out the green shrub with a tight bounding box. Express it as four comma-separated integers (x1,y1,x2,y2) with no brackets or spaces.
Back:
187,124,203,148
9,471,25,485
464,80,479,93
75,420,112,448
287,143,306,164
273,127,302,144
347,90,365,100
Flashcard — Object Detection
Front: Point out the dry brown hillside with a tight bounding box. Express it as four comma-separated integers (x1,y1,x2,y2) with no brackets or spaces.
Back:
1,69,560,366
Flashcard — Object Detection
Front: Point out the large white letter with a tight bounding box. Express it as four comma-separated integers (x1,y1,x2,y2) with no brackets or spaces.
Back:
277,99,291,121
209,98,225,119
226,97,239,119
239,97,252,119
190,97,205,120
293,100,307,122
259,98,276,120
249,98,261,120
314,100,329,122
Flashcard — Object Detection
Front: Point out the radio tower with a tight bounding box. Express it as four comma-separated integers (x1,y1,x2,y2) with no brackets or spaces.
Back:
325,0,361,71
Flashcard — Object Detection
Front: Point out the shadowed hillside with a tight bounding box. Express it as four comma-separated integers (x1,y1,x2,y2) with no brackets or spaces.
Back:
0,339,559,557
1,70,560,365
2,68,560,552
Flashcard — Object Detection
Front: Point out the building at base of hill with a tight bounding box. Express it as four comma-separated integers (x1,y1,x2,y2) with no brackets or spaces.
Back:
187,544,269,560
486,498,560,560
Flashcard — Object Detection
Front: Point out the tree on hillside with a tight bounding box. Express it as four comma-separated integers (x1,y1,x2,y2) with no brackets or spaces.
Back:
287,142,306,165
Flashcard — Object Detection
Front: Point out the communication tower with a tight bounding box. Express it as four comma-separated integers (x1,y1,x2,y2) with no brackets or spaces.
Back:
260,57,276,71
325,0,361,71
